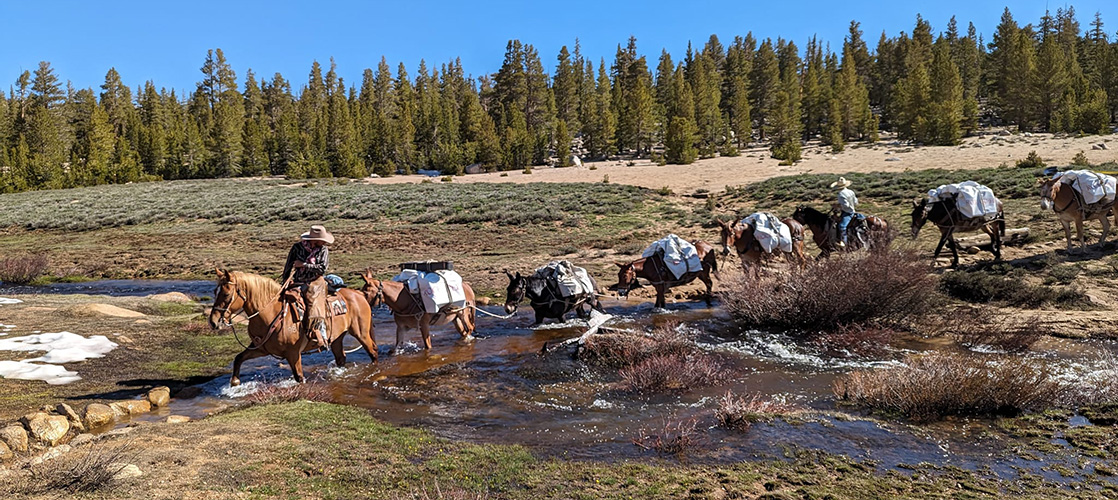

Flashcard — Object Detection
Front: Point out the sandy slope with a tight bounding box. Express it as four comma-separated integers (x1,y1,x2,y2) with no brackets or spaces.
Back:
364,132,1118,193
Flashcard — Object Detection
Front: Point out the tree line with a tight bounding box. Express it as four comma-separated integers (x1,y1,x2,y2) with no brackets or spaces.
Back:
1,6,1116,193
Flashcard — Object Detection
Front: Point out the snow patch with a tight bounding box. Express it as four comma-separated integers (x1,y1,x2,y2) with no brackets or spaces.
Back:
0,297,22,305
0,361,81,385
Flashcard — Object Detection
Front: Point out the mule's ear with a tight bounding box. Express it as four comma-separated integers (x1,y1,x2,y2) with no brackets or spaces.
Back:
615,262,626,268
911,198,921,208
515,272,522,279
504,269,514,279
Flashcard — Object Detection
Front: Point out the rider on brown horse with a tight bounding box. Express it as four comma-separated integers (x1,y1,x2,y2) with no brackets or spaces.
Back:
282,225,333,346
832,177,858,248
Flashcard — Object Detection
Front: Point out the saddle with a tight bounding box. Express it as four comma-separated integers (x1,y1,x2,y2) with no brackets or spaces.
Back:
268,289,347,348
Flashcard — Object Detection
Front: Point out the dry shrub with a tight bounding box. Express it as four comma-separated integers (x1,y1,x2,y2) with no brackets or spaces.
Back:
617,354,728,394
833,352,1061,422
392,480,488,500
179,320,211,334
578,323,694,368
8,440,141,494
945,308,1044,353
721,248,935,333
716,391,799,430
809,325,894,358
243,381,332,405
633,417,703,457
0,254,49,284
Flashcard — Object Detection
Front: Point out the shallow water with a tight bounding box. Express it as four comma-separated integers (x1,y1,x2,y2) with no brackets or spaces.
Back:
7,280,1116,484
0,279,214,297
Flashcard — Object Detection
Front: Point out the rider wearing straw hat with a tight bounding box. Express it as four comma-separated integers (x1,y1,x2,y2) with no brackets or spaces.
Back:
282,225,334,346
830,177,858,248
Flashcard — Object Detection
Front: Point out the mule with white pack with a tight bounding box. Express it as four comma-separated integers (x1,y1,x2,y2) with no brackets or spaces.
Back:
361,262,477,353
911,181,1005,268
1039,169,1118,251
504,261,605,325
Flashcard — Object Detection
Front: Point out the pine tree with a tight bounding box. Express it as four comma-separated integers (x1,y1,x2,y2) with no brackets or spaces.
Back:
926,38,964,145
722,35,753,147
769,40,802,162
664,65,697,164
750,39,780,140
394,63,417,172
554,119,572,166
801,37,827,140
26,61,67,188
688,51,723,156
241,70,268,176
554,45,580,133
596,59,617,157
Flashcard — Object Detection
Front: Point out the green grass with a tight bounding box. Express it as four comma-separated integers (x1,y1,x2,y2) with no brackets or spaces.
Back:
0,178,657,231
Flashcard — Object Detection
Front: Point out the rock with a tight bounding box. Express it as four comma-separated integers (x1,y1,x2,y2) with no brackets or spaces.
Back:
0,441,11,462
1099,143,1109,150
23,413,70,446
68,433,96,447
1093,144,1103,150
83,403,115,428
885,157,902,162
64,303,145,318
147,386,171,408
111,463,143,480
0,424,29,453
56,403,85,432
165,415,191,424
103,427,135,437
147,292,193,303
110,400,152,416
30,445,71,466
475,297,491,306
464,163,484,175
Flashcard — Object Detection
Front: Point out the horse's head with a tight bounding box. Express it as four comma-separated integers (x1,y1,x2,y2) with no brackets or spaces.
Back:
209,268,244,330
360,269,384,308
503,270,527,314
1038,178,1059,212
791,206,808,224
716,219,738,256
615,261,640,297
910,198,929,239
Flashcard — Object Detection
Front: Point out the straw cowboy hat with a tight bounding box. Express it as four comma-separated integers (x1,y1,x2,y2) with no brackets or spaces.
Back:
830,177,853,188
301,225,335,245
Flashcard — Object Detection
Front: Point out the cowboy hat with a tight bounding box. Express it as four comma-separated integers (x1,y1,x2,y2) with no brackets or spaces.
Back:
830,177,852,188
301,225,335,245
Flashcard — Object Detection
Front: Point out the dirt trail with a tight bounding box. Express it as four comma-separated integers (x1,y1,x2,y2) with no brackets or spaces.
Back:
364,133,1118,193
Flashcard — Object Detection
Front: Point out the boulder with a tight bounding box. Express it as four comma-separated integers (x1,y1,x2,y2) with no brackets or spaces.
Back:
0,441,11,462
147,292,193,303
56,403,86,432
0,424,29,453
110,400,152,416
476,296,491,306
30,445,71,466
64,303,145,318
68,433,96,447
22,414,70,446
111,463,143,480
147,386,171,408
165,415,191,424
83,403,115,428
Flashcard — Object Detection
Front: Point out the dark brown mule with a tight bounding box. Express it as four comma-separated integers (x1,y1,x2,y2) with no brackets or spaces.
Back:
911,198,1004,268
208,270,377,386
716,218,807,275
791,206,889,257
1039,178,1117,250
615,240,718,308
360,270,477,353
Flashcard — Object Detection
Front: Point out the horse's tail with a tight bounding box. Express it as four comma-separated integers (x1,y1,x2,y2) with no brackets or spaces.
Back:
708,249,720,280
998,212,1006,237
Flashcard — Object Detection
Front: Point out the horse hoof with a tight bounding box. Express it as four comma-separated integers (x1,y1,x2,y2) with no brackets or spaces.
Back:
230,378,241,387
463,335,475,342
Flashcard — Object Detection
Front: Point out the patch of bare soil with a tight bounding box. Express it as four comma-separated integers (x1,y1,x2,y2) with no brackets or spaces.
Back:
364,133,1118,194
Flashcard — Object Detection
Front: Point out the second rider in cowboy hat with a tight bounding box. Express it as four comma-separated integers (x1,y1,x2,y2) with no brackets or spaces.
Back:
282,225,333,347
831,177,858,248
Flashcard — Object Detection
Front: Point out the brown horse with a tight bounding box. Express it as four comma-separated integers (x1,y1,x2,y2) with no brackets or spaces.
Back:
791,206,889,257
208,270,377,386
716,218,807,275
911,197,1004,268
360,269,477,353
615,240,717,308
1039,178,1117,250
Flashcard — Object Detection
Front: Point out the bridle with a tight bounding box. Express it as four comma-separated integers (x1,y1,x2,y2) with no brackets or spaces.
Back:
1041,182,1077,214
364,281,385,308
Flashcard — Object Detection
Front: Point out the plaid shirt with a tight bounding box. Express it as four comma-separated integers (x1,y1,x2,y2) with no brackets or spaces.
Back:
281,242,329,284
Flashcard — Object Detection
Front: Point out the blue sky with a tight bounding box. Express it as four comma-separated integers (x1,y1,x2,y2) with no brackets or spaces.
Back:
2,1,1113,96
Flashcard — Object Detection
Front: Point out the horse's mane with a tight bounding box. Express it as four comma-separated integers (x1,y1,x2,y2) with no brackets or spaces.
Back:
798,206,829,225
229,271,282,311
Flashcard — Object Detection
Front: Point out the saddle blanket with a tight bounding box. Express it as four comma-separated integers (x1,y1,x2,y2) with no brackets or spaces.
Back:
284,295,347,323
534,260,594,297
742,212,792,253
392,269,467,313
642,234,702,280
1053,169,1117,206
927,181,1000,220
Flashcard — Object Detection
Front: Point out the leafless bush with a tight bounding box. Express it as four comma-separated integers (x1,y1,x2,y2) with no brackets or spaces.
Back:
716,391,800,431
945,308,1044,353
833,352,1062,422
243,381,332,405
179,321,211,334
617,354,728,394
633,416,703,457
0,254,49,284
721,249,935,333
578,322,695,368
809,325,895,358
13,440,141,494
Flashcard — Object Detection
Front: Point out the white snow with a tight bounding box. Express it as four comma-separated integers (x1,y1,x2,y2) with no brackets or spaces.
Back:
0,361,81,385
0,331,119,384
0,297,22,305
